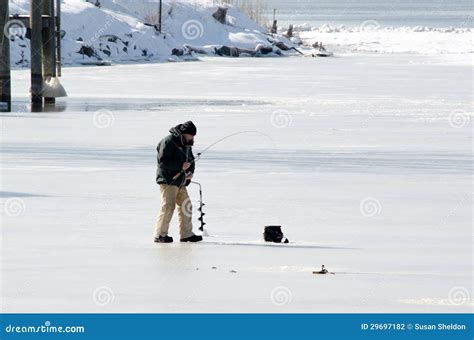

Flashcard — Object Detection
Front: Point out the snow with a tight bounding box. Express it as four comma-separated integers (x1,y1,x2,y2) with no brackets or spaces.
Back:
7,0,297,66
1,52,472,312
295,24,473,55
7,0,472,70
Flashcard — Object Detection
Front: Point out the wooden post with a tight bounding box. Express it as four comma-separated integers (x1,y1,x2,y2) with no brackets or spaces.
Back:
286,24,293,38
158,0,162,33
0,0,11,112
42,0,55,104
30,0,43,107
49,0,56,77
271,8,277,34
56,0,61,77
271,20,278,34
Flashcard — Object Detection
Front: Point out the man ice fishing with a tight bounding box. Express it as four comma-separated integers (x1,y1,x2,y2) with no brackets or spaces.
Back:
154,121,203,243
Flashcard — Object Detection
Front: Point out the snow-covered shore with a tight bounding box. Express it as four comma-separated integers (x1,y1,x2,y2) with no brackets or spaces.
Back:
7,0,472,68
7,0,302,67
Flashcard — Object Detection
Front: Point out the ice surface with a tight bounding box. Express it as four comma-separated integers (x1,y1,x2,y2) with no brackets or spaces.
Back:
1,54,472,312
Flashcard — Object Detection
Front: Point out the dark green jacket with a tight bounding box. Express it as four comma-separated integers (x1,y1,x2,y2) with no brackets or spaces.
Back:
156,127,195,187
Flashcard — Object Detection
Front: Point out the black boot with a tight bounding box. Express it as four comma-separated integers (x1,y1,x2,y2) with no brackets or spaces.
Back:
154,235,173,243
180,234,203,242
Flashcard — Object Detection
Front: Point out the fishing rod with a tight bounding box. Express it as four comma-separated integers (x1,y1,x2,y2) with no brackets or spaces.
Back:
172,130,275,181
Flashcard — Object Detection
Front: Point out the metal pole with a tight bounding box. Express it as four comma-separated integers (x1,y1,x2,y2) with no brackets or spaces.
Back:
42,0,55,104
158,0,162,33
49,0,56,78
0,0,11,112
30,0,43,107
56,0,61,77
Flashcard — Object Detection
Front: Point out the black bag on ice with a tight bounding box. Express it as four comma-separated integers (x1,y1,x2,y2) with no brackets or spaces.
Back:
263,226,289,243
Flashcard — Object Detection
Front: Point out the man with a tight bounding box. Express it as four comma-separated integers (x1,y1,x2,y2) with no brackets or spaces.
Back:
154,121,203,243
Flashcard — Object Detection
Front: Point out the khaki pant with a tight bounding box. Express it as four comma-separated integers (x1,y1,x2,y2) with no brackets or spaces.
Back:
154,184,194,239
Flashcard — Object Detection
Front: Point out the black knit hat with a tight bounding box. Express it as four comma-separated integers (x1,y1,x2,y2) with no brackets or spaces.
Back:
178,121,197,135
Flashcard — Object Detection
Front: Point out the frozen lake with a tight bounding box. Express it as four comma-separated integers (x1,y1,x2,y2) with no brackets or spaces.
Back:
1,54,472,312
